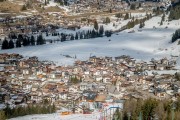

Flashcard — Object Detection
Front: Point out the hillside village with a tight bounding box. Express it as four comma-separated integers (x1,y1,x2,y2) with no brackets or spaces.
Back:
0,0,180,120
0,53,180,115
0,0,171,42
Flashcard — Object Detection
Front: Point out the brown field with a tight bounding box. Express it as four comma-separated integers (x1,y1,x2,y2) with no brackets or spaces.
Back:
65,10,148,19
0,1,23,13
44,6,64,13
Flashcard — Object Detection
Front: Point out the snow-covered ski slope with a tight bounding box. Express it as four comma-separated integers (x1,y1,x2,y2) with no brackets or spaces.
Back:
9,103,122,120
1,16,180,66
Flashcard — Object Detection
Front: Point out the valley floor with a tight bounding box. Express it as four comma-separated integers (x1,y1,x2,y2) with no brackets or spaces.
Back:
1,16,180,67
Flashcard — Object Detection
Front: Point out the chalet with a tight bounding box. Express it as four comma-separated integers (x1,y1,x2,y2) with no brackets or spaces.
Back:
104,56,112,62
154,89,167,98
29,92,42,103
155,64,166,70
95,75,103,82
82,90,97,102
59,92,68,100
103,76,111,84
89,56,103,63
147,64,156,70
172,81,180,93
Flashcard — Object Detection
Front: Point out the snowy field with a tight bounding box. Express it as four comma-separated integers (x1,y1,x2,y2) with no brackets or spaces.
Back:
1,16,180,66
9,103,122,120
9,111,109,120
9,112,101,120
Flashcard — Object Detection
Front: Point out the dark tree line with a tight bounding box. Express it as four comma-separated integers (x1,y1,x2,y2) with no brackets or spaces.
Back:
113,97,180,120
1,38,9,49
37,34,45,45
1,37,15,50
1,34,45,50
125,14,152,29
60,24,111,42
3,103,56,119
2,23,111,50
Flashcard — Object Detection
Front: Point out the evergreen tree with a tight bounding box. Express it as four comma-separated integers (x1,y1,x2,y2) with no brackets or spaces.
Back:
84,32,88,39
37,34,45,45
105,17,110,24
172,29,180,42
80,32,83,39
134,19,139,24
146,13,150,20
10,33,17,39
99,25,104,36
127,21,135,29
61,33,66,42
162,13,165,21
75,32,78,40
109,8,112,13
105,30,112,37
124,13,129,20
21,5,27,11
70,34,74,40
91,29,96,38
30,36,35,45
142,98,158,120
16,39,21,48
1,38,9,49
139,20,145,28
3,103,56,119
23,37,28,46
8,39,14,49
17,34,23,42
94,20,99,31
27,37,30,46
160,20,163,26
123,112,129,120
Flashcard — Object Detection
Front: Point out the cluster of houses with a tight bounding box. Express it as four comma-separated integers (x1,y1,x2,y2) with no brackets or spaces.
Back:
0,0,170,41
0,53,180,113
